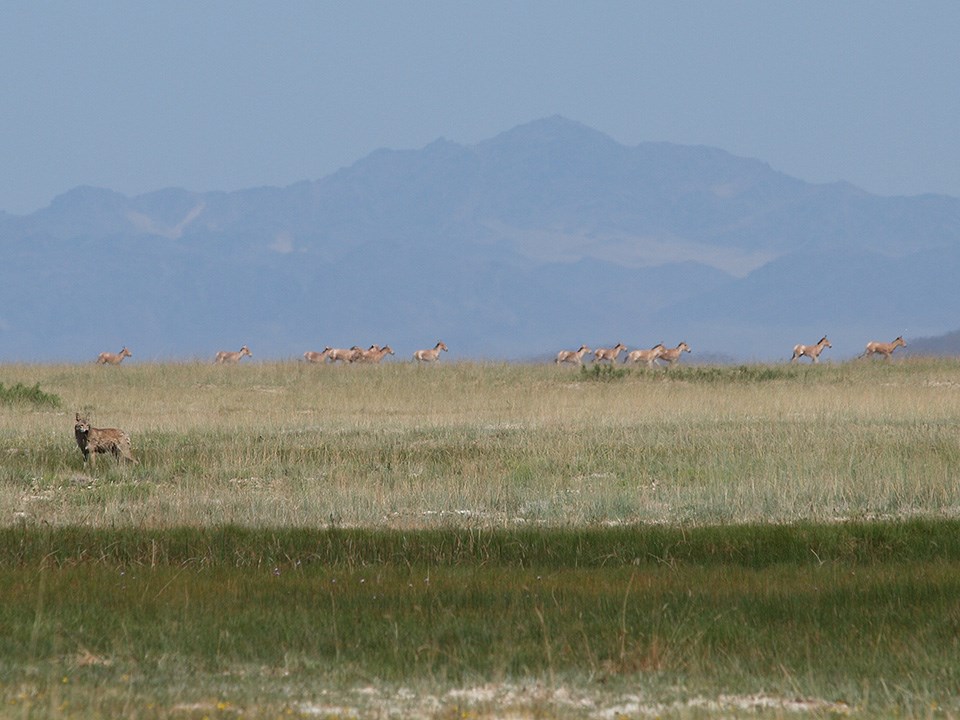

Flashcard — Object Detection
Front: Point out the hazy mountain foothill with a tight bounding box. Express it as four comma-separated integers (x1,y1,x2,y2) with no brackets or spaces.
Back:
3,116,959,363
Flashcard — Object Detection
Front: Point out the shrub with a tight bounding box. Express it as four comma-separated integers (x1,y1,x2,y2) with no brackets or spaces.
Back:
0,381,61,408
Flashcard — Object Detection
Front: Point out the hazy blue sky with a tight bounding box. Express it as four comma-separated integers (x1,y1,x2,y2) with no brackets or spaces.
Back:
3,2,958,215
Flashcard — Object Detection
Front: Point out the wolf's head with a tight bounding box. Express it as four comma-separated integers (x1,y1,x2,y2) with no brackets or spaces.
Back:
74,413,90,438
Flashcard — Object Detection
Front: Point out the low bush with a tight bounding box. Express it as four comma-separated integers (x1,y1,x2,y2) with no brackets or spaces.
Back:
0,380,61,407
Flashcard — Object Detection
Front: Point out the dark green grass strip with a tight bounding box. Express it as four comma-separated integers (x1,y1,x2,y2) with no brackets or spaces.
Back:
3,519,960,569
3,521,960,714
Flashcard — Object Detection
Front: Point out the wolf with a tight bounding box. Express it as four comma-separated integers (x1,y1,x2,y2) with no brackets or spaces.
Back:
74,413,137,465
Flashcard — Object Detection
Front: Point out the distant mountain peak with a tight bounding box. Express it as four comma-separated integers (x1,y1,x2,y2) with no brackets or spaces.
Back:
477,115,621,151
48,185,126,210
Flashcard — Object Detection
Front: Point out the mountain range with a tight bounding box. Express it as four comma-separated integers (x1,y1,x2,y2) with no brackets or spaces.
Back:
2,115,959,363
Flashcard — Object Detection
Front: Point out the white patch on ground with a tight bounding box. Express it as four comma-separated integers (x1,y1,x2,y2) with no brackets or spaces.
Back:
298,703,359,716
594,692,852,718
297,684,852,719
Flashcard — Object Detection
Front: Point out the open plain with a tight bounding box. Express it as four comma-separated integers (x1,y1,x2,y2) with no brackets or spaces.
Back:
1,358,959,718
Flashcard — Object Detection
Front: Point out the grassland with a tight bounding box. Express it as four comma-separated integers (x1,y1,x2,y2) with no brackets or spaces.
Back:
1,358,959,717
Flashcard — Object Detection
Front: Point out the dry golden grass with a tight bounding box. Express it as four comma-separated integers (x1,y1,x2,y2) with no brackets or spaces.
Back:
2,358,959,528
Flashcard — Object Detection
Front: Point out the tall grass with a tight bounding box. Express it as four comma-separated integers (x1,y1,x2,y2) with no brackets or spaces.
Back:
2,358,960,528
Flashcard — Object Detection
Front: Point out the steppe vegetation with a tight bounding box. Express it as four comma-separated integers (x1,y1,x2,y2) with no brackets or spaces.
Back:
1,358,959,718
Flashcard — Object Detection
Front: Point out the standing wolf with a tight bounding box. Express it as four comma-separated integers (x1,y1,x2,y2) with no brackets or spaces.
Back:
74,413,137,465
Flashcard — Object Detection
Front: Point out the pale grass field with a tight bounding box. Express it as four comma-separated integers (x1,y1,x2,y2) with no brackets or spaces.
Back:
2,358,959,529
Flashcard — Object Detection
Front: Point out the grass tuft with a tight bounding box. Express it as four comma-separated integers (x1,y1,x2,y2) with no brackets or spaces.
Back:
0,380,61,407
577,363,630,382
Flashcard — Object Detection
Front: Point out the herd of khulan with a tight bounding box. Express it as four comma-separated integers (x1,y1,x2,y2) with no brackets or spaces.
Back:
94,334,907,368
74,334,907,467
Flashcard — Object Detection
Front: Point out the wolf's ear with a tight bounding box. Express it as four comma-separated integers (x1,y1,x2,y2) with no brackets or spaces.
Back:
75,413,81,422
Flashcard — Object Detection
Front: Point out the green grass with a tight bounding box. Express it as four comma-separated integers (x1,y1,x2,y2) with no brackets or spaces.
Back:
4,520,960,568
2,522,960,718
577,362,631,382
0,380,61,408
